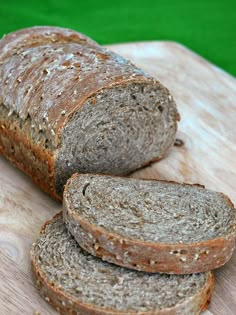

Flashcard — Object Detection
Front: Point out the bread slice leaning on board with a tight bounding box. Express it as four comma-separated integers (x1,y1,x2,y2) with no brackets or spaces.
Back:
0,26,179,200
63,173,236,274
30,213,214,315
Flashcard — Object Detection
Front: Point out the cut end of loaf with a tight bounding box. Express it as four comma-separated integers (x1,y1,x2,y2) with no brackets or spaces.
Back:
55,82,178,195
31,213,213,314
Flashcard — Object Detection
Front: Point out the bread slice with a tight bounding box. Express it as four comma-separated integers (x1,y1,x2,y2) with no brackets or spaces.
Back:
63,174,236,274
0,26,179,200
31,213,213,315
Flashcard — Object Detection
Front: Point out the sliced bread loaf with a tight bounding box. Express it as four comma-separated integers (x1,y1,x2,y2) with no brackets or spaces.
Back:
0,26,179,200
63,174,236,274
31,213,213,315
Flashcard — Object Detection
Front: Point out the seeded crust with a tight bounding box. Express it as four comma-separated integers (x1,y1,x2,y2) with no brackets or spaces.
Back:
0,26,179,200
0,26,98,62
31,213,214,315
63,174,236,274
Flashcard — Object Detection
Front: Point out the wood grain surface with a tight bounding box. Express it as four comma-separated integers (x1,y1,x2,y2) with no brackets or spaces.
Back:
0,41,235,314
0,250,57,315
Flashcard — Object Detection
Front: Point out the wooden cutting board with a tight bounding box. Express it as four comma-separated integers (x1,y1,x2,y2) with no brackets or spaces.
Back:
0,41,235,315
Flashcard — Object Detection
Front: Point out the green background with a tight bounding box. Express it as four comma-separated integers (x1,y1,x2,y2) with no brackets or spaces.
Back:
0,0,235,76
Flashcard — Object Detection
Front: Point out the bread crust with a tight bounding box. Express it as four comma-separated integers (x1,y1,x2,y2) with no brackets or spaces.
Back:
0,103,59,199
0,27,179,199
31,213,214,315
63,174,236,274
0,26,98,62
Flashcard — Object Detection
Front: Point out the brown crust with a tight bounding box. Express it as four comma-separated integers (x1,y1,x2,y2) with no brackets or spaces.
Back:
0,104,60,200
30,213,214,315
63,174,236,274
0,26,98,62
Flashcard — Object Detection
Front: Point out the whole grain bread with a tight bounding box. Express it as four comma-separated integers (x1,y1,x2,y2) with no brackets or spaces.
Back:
0,26,179,200
31,213,213,315
63,173,236,274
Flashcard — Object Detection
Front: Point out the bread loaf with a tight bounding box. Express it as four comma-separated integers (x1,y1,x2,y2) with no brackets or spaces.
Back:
0,26,179,200
63,173,236,274
31,213,213,315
